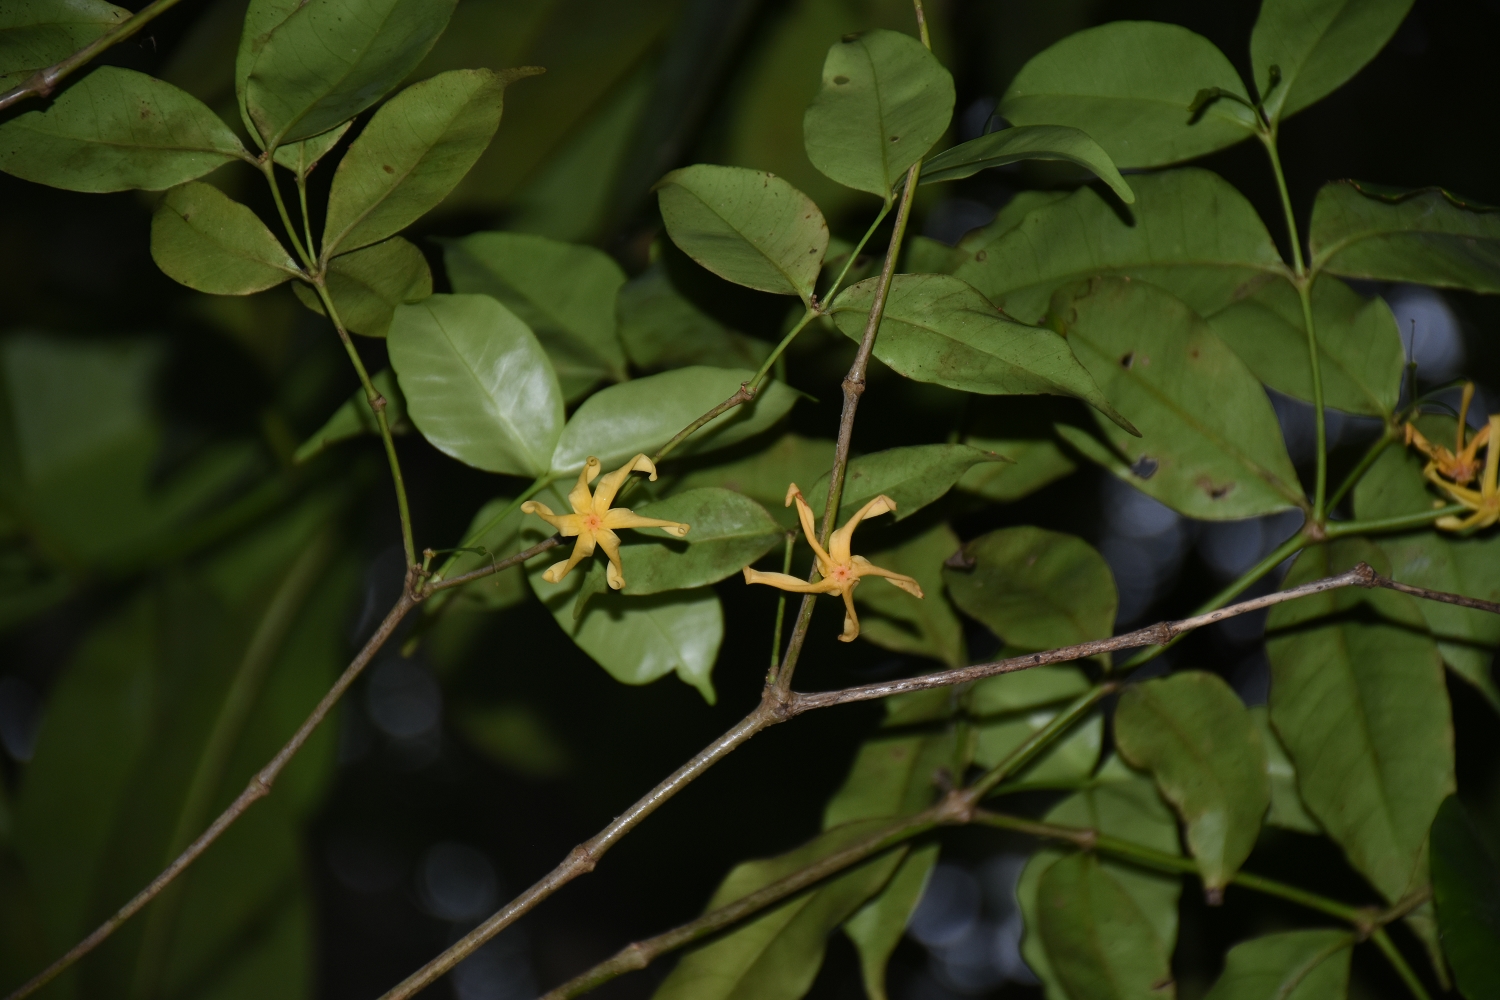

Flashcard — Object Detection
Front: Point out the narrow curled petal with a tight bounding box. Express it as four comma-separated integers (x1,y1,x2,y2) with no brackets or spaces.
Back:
784,483,832,568
542,533,597,583
593,454,658,513
1484,416,1500,494
851,555,924,597
603,509,690,537
521,501,585,536
567,457,602,514
595,528,625,589
838,587,861,642
742,566,836,594
828,494,896,564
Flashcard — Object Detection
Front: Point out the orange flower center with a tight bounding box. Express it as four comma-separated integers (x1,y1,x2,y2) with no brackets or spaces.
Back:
583,513,603,532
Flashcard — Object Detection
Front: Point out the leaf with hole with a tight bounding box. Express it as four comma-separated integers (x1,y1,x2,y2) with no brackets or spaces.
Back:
851,523,967,669
1251,0,1415,124
655,164,829,303
387,294,563,477
151,182,299,295
920,124,1134,204
616,488,782,596
294,236,433,338
1203,929,1354,1000
1430,795,1500,1000
804,444,1006,526
0,66,245,192
802,28,954,201
0,0,129,90
293,368,408,465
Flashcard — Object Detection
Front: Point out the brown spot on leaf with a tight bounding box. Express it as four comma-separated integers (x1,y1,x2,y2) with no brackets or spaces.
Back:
1120,352,1135,368
1197,477,1235,499
889,134,900,142
975,250,987,262
382,164,394,174
833,74,850,85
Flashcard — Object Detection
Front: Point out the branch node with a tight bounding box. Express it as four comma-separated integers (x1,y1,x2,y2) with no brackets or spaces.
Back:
1353,561,1378,587
567,844,599,874
369,393,388,414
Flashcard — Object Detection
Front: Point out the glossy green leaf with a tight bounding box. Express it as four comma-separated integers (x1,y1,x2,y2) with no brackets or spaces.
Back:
1431,796,1500,1000
971,666,1104,787
999,21,1256,169
617,262,772,374
844,844,938,1000
271,121,351,179
945,526,1116,651
853,523,967,669
1250,707,1321,834
668,433,835,531
387,294,564,477
439,496,528,613
293,368,408,465
655,164,829,303
1267,547,1454,905
549,367,798,474
323,68,531,257
920,124,1134,204
1036,853,1177,1000
828,273,1132,432
953,168,1284,326
293,236,433,338
1055,277,1306,519
618,488,782,596
1115,671,1270,891
0,66,245,192
443,231,627,398
245,0,459,146
802,28,954,200
1309,181,1500,292
150,182,299,295
1208,274,1403,417
1251,0,1415,123
1204,929,1354,1000
804,444,1005,524
0,0,129,90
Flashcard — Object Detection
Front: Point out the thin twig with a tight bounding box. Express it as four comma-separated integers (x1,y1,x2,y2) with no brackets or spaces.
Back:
425,536,560,594
1371,574,1500,614
0,0,195,112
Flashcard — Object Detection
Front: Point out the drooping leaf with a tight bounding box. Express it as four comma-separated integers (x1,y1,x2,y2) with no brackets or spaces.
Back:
293,236,433,338
1054,276,1306,519
1250,707,1321,835
958,434,1076,502
843,843,938,1000
442,230,627,398
920,124,1134,204
1208,274,1404,417
618,488,783,596
387,294,564,477
1309,181,1500,293
616,262,772,374
801,28,954,201
0,66,245,192
970,665,1104,787
1203,929,1354,1000
804,444,1006,525
655,164,829,303
549,367,799,474
1115,671,1270,892
438,496,528,613
0,0,129,90
945,526,1116,651
1430,796,1500,1000
245,0,460,146
293,368,408,465
1251,0,1415,123
853,523,967,669
952,168,1284,326
322,68,534,257
271,121,351,179
827,273,1133,432
150,182,299,295
668,433,836,531
999,21,1256,170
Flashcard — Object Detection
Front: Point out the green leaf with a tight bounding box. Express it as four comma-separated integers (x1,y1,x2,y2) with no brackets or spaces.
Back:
1204,929,1354,1000
617,488,783,596
1115,671,1270,892
1267,548,1454,905
322,68,531,257
952,168,1284,326
1251,0,1415,123
0,0,129,90
1309,181,1500,293
549,367,799,474
668,433,835,531
437,496,529,612
970,665,1104,786
1354,430,1437,522
1250,707,1321,835
1431,796,1500,1000
804,443,1006,524
655,164,829,303
920,124,1135,205
150,181,299,295
958,434,1076,502
292,236,433,338
617,262,772,374
827,273,1133,432
1208,274,1404,417
999,21,1256,170
292,368,408,465
245,0,459,146
387,294,564,477
1054,276,1306,519
234,0,298,136
442,230,627,399
944,526,1116,651
801,28,954,201
0,66,245,192
271,121,351,179
844,843,938,1000
853,523,967,669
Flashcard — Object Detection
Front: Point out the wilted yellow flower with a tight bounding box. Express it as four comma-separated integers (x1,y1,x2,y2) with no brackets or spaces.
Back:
1427,414,1500,532
1406,382,1491,486
522,455,689,589
743,483,923,642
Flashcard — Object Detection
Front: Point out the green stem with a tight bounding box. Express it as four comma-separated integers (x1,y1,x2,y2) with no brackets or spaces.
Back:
1297,280,1330,520
767,533,795,680
260,161,314,271
1326,430,1396,512
296,173,317,262
1324,505,1467,538
967,685,1115,799
826,205,892,303
431,475,555,585
749,309,817,390
1371,928,1434,1000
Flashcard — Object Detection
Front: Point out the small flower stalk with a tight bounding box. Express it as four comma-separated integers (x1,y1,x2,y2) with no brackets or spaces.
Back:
522,455,689,590
743,483,923,642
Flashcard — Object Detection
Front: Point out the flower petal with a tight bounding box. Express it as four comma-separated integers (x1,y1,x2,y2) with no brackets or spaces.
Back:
838,587,861,642
785,483,832,568
595,527,625,589
594,454,657,514
828,494,896,564
521,501,586,537
603,509,689,536
542,533,597,583
852,555,924,597
742,566,834,594
567,457,602,514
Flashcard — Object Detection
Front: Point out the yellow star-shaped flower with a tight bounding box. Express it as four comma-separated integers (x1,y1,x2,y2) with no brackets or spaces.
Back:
743,483,923,642
1405,382,1491,486
522,454,689,590
1427,414,1500,532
